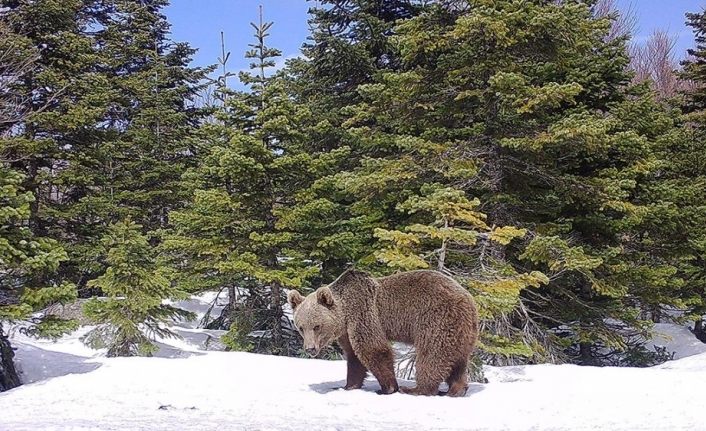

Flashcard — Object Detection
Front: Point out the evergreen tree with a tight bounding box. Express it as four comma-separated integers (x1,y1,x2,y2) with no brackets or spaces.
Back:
373,185,550,365
0,0,109,278
0,0,207,293
93,0,208,230
290,1,680,365
282,0,429,281
0,169,77,390
163,10,317,355
0,15,77,392
82,219,191,357
655,9,706,341
0,169,77,332
51,0,207,291
683,11,706,117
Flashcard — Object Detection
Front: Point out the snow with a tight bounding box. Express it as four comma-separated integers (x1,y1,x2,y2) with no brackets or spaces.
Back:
647,323,706,359
2,306,706,431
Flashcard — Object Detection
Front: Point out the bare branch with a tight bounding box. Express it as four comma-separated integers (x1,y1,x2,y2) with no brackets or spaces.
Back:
630,30,685,99
594,0,638,41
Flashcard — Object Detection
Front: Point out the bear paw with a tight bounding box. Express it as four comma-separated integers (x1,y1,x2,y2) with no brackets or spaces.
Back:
375,386,398,395
400,386,438,396
343,383,363,390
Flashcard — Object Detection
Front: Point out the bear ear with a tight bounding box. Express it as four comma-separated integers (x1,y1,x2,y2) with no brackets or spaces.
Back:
287,290,305,311
316,286,335,308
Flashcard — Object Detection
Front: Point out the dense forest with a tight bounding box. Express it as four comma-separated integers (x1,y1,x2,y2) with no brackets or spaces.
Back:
2,0,706,392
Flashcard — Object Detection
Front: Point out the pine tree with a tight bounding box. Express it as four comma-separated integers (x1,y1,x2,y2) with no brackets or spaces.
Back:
0,0,110,281
51,0,207,291
282,0,428,281
93,0,208,230
683,11,706,116
0,0,207,293
292,1,679,365
0,169,78,389
82,219,191,357
0,15,77,392
0,168,76,330
654,9,706,342
163,9,317,355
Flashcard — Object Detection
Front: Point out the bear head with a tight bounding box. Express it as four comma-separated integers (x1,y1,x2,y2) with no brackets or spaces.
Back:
288,285,344,357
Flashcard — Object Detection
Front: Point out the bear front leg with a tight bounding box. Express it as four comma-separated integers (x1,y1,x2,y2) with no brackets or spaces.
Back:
367,346,399,395
338,333,367,390
348,329,398,395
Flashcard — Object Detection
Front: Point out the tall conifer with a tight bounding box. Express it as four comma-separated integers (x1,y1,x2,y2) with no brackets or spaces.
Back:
292,0,683,365
0,17,76,390
164,9,317,354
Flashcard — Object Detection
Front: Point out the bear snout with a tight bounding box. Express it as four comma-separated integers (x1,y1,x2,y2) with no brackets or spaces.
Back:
305,347,319,357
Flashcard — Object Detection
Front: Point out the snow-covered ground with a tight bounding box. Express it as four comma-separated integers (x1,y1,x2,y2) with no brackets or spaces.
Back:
2,297,706,431
648,322,706,359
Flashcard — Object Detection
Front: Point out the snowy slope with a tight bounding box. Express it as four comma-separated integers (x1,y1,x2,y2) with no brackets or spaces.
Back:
2,339,706,430
2,306,706,431
2,349,706,431
647,323,706,359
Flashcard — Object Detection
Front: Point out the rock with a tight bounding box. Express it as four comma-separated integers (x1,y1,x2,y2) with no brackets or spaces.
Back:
42,299,103,325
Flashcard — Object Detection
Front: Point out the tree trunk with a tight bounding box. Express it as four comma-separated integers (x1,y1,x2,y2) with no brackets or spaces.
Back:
0,327,21,392
651,306,661,323
693,319,706,343
579,342,594,365
270,277,283,351
228,285,237,309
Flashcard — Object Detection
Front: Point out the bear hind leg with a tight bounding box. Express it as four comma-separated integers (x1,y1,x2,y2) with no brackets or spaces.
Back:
401,356,447,396
445,360,469,397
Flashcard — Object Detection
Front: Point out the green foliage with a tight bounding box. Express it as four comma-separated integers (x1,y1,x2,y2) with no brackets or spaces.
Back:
0,0,208,293
2,0,704,376
283,0,696,366
636,9,706,330
162,13,317,355
222,321,254,352
372,185,551,362
373,185,526,271
0,168,77,336
82,220,193,357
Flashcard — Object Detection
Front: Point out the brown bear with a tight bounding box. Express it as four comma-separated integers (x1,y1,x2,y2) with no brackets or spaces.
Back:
287,268,479,396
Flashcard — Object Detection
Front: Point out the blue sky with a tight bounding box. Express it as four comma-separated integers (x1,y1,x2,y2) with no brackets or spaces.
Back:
165,0,311,76
617,0,704,55
165,1,705,77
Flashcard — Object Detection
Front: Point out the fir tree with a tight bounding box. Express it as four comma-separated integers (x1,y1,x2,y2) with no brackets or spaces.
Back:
0,15,77,392
82,219,192,357
93,0,208,231
53,0,207,291
293,1,680,365
0,0,111,233
0,169,77,389
282,0,429,281
0,0,207,293
163,9,317,355
656,9,706,341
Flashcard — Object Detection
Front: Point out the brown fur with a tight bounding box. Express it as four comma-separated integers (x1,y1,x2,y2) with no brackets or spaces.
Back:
288,269,479,397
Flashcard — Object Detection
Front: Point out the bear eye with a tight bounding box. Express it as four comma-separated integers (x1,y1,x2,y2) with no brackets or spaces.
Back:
313,325,321,332
298,326,303,333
